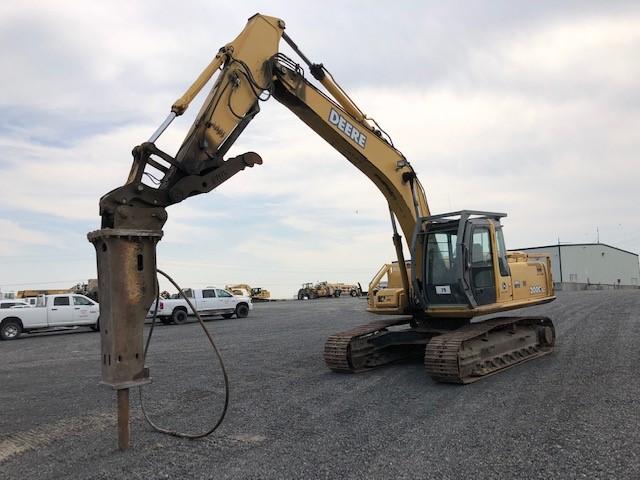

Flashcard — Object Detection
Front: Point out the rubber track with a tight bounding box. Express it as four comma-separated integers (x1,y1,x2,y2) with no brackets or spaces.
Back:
324,318,409,372
424,316,555,384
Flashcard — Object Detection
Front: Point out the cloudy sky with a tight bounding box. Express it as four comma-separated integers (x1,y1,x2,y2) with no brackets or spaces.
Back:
0,0,638,298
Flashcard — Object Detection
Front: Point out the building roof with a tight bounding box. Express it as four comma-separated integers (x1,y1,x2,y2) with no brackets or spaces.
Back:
514,242,638,257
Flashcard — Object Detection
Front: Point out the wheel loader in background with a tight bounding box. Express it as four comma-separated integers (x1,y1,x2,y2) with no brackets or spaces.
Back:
89,13,557,396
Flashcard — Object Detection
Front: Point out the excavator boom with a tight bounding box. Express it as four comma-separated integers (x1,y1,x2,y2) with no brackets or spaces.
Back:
98,14,428,241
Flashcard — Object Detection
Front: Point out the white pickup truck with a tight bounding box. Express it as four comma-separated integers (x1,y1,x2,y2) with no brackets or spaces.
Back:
149,287,252,324
0,294,99,340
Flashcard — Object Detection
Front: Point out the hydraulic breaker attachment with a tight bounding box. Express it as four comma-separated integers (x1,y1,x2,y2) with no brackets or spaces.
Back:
88,228,161,388
87,227,163,449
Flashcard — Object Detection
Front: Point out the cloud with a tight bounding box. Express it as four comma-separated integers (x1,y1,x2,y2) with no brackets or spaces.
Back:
0,1,638,295
0,219,55,255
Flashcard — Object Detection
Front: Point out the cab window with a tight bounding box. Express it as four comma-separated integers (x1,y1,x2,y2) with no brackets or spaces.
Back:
202,289,216,298
216,289,233,298
1,302,21,308
53,296,70,306
426,232,457,284
495,228,510,277
471,228,492,265
73,296,94,306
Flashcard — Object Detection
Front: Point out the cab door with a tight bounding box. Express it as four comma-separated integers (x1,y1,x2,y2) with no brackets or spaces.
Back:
493,225,513,304
72,295,98,324
469,225,497,305
48,295,75,326
215,289,235,311
200,289,218,314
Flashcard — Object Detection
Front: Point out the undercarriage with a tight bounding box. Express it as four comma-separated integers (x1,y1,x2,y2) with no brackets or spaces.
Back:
324,316,555,383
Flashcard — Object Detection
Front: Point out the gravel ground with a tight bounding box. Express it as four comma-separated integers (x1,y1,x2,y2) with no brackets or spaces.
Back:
1,290,639,479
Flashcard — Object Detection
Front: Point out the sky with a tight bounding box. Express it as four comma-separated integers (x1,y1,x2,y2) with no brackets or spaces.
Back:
0,0,638,298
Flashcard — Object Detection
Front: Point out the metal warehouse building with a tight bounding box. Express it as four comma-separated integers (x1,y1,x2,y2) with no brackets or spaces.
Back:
515,243,640,290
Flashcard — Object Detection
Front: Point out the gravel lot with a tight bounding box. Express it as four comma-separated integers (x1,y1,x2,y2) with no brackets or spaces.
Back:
1,290,639,479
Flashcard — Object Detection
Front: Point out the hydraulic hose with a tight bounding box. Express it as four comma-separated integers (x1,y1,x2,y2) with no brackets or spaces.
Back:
138,268,230,439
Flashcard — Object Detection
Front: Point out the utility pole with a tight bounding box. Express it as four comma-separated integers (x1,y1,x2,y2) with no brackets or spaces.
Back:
557,237,563,283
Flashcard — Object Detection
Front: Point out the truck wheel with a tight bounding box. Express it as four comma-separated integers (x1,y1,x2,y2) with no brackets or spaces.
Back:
334,290,341,297
350,289,358,297
172,309,188,325
222,313,233,319
90,317,100,332
236,304,249,318
0,319,22,340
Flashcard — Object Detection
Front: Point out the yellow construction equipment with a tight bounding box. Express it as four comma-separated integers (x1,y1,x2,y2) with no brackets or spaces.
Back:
226,284,271,302
16,289,70,298
328,282,363,297
89,13,556,396
297,282,341,299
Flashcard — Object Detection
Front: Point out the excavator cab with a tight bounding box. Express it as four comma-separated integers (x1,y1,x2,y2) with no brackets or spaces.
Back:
415,210,504,308
413,210,554,317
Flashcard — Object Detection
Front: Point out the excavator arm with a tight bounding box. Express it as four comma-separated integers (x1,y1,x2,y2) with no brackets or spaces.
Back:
98,14,428,239
89,14,429,393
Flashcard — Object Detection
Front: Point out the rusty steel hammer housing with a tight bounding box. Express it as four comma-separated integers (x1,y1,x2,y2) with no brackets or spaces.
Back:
88,228,162,389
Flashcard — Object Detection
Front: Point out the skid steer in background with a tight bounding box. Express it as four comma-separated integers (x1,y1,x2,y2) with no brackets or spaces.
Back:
89,13,556,397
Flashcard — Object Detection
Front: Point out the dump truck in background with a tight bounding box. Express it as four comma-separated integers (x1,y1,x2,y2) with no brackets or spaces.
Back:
328,282,363,297
226,284,271,302
297,282,342,300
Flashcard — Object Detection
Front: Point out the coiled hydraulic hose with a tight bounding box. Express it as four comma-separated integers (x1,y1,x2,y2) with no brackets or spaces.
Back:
138,268,229,438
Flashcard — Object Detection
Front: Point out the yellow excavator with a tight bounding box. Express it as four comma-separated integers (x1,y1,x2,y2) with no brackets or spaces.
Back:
89,13,556,392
